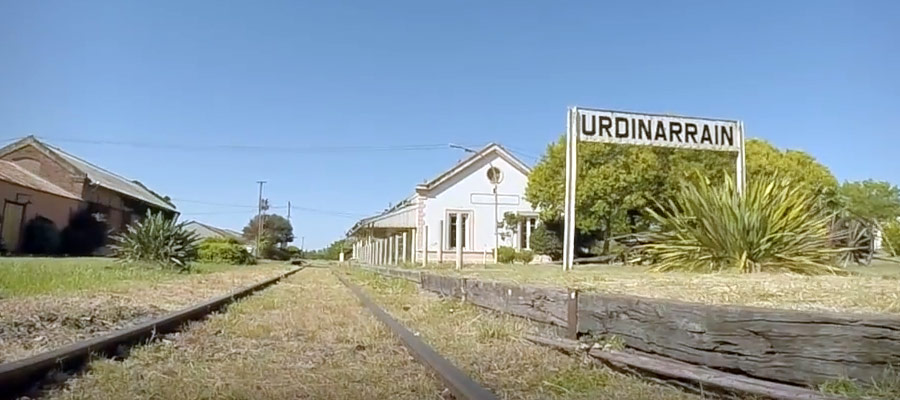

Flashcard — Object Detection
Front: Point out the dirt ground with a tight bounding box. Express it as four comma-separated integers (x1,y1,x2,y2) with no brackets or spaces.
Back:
0,264,287,363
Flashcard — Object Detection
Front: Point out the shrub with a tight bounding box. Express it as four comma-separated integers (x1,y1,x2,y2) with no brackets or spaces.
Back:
530,224,563,261
286,245,302,259
883,221,900,257
197,238,255,265
20,216,61,255
643,176,843,274
60,208,109,256
516,249,535,264
264,246,291,261
497,246,517,264
110,211,199,270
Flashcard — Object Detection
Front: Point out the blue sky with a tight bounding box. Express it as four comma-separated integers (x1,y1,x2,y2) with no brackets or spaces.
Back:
1,1,897,249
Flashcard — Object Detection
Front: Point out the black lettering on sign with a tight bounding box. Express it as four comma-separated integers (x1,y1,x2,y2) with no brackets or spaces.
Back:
704,125,714,145
638,119,652,140
681,122,696,143
699,124,713,144
615,117,629,138
669,121,683,142
654,120,667,140
599,116,613,137
719,126,734,146
685,123,698,144
580,115,596,136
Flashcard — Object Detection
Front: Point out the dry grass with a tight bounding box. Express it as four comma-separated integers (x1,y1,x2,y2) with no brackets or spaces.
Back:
400,260,900,314
0,263,287,363
46,268,443,400
344,267,707,400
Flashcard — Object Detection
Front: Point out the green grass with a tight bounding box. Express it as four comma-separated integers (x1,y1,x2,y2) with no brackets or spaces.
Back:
0,257,248,297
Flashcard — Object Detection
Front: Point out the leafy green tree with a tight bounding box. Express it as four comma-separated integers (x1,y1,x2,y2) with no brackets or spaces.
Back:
838,180,900,224
744,140,838,200
242,214,294,247
525,136,837,254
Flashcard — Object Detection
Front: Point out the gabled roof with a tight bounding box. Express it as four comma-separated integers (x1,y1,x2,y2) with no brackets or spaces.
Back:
347,143,532,236
0,160,82,200
184,220,245,242
0,136,177,212
415,143,531,193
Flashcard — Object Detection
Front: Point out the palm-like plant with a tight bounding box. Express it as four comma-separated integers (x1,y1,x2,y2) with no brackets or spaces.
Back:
642,176,846,274
111,211,199,270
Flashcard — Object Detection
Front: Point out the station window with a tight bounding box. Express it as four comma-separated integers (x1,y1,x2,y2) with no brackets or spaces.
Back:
446,211,471,250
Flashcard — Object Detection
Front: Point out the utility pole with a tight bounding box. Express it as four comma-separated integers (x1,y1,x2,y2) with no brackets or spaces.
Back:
256,181,266,257
287,201,291,220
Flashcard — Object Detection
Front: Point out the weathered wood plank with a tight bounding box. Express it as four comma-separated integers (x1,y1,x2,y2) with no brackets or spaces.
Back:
578,292,900,386
463,280,569,326
420,274,466,298
525,335,841,400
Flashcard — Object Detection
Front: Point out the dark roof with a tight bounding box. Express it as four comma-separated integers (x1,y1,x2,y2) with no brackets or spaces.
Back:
0,136,176,212
0,160,81,200
184,221,245,242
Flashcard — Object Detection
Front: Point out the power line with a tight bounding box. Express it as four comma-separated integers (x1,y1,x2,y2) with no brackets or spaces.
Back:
172,198,367,218
32,136,470,154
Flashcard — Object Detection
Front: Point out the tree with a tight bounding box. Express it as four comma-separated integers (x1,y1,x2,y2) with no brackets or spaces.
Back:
307,239,350,260
242,214,294,248
838,180,900,224
525,136,837,254
744,140,838,200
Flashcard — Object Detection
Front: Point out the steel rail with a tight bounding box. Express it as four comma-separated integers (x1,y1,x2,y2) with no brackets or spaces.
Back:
334,272,498,400
0,266,303,399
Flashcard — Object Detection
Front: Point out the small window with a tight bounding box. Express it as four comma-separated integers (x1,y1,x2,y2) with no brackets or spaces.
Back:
446,211,471,250
486,167,502,184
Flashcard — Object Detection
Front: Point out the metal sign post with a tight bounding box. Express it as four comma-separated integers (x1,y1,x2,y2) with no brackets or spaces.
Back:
561,107,745,271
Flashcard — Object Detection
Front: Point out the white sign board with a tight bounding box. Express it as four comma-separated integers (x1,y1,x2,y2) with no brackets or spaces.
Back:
562,107,745,271
577,109,741,152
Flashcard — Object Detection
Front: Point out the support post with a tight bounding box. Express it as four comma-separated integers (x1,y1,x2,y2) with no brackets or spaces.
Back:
422,226,428,267
438,220,444,264
455,214,463,270
401,231,408,264
736,121,746,196
567,289,579,339
562,108,578,271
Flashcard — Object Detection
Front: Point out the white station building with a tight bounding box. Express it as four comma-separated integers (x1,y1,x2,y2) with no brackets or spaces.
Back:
347,143,538,265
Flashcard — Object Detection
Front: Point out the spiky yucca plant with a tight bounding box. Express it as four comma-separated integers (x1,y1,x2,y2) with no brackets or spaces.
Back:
111,211,199,270
642,176,845,274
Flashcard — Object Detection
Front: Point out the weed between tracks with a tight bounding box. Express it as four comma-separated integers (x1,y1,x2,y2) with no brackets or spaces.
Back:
45,268,442,400
344,268,704,400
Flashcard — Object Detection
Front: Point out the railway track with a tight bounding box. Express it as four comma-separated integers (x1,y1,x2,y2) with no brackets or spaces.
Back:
334,272,499,400
0,267,303,399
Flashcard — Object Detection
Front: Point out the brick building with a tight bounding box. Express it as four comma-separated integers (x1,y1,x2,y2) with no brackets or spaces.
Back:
0,136,176,251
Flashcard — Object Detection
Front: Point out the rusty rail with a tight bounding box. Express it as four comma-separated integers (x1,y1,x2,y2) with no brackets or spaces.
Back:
0,267,303,399
334,272,498,400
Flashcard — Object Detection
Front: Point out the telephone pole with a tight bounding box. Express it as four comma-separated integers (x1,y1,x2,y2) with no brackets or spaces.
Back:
256,181,266,257
287,201,291,220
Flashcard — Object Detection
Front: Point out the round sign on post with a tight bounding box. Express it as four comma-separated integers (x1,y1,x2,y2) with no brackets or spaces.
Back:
561,107,745,271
